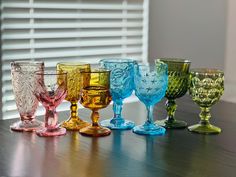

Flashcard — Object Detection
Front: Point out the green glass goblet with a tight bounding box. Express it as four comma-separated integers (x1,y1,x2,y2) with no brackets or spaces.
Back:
155,58,191,129
188,68,224,134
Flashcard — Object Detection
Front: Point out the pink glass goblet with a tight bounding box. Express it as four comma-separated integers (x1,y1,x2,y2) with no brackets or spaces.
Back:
34,70,67,137
10,60,44,132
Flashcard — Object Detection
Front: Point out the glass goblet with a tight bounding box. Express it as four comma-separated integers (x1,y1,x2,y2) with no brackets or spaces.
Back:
79,69,112,137
34,71,67,137
10,60,44,132
188,68,224,134
133,61,168,135
57,62,90,130
99,59,135,130
155,58,191,129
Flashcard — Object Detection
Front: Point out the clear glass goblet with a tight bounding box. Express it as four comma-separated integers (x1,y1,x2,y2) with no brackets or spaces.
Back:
79,69,112,137
188,68,224,134
99,59,135,130
10,60,44,132
57,62,90,130
34,70,67,137
155,58,191,129
133,61,168,135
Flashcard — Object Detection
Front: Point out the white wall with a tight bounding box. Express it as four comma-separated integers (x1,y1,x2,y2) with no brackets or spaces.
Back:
223,0,236,102
148,0,226,69
148,0,236,103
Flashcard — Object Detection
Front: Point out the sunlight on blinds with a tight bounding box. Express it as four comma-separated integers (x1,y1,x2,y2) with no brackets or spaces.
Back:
1,0,149,119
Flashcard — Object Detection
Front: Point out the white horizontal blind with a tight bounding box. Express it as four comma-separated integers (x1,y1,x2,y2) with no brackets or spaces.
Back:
1,0,149,119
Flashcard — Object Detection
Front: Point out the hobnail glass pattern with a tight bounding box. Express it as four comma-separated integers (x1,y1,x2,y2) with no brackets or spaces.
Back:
188,68,224,134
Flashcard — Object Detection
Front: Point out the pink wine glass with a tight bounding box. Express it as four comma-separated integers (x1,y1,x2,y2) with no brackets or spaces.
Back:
10,60,44,132
34,70,67,137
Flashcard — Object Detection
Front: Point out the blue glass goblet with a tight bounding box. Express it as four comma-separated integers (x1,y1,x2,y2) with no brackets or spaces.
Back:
99,59,136,130
133,61,168,135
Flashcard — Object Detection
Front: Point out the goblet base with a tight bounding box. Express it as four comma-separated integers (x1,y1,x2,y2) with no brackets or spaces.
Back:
155,119,187,129
36,127,66,137
10,120,43,132
133,122,166,136
79,125,111,137
188,123,221,134
101,119,135,130
61,117,90,131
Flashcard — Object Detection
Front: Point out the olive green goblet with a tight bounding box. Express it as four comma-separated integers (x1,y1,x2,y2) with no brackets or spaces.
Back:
188,68,224,134
155,58,191,129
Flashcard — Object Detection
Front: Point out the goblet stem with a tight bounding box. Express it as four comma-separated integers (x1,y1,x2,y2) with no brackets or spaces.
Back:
146,105,154,124
91,109,99,127
62,101,89,130
166,99,177,122
101,98,134,129
199,107,211,125
111,99,125,124
132,104,166,135
36,107,66,136
70,101,79,119
45,107,59,130
156,99,187,129
80,109,111,137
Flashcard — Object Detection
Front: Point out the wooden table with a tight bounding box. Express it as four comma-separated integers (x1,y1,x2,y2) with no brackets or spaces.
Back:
0,96,235,177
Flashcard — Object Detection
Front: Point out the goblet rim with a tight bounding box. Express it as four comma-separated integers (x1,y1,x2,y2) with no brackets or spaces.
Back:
190,68,224,75
136,62,168,71
11,60,44,70
80,69,110,74
34,70,67,76
11,60,44,65
100,58,136,64
156,58,191,63
57,62,90,67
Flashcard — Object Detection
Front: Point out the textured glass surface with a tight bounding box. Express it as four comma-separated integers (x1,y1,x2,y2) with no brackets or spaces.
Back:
34,71,67,137
188,68,224,134
10,61,44,132
99,59,135,130
57,62,90,130
155,58,191,129
132,61,168,135
79,69,112,137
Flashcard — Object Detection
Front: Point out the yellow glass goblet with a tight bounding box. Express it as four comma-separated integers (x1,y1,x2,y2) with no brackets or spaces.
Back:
79,69,112,137
57,62,90,130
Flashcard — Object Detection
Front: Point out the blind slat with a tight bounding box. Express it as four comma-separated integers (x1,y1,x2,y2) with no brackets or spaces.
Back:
2,3,143,10
2,39,143,50
2,30,142,40
2,47,142,60
2,22,143,30
2,13,143,19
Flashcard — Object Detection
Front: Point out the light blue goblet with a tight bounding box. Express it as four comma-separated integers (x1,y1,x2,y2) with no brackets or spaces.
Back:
99,59,136,130
133,61,168,135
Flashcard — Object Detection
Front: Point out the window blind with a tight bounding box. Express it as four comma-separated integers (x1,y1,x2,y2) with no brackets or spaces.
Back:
1,0,149,119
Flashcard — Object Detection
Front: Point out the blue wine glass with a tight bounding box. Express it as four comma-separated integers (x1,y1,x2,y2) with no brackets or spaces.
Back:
99,59,136,130
133,61,168,135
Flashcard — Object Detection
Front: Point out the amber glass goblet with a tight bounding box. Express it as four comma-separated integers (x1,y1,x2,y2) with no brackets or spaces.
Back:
79,69,112,137
155,58,191,129
188,68,224,134
34,71,67,137
10,61,44,132
57,62,90,130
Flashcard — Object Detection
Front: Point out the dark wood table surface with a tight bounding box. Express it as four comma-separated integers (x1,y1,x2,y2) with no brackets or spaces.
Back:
0,96,235,177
